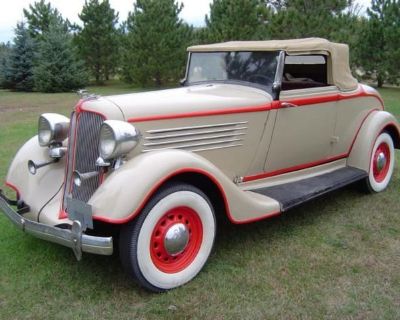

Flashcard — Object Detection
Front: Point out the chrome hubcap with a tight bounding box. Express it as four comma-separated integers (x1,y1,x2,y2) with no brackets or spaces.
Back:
164,223,189,256
376,152,387,172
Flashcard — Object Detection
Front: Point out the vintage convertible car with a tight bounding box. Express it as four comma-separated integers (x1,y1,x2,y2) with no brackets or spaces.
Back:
1,38,399,292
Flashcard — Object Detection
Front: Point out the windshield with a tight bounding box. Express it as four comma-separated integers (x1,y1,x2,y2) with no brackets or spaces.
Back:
187,51,279,91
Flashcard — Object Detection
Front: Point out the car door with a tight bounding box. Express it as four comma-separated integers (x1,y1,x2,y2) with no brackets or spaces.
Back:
264,54,339,174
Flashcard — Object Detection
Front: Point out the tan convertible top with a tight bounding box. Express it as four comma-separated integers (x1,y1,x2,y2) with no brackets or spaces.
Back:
188,38,358,91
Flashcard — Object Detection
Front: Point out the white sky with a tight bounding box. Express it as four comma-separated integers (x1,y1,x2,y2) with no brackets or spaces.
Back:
0,0,371,43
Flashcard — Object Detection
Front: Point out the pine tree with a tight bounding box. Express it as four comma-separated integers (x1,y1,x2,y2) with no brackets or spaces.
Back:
23,0,68,40
266,0,355,40
5,23,35,91
357,0,400,87
0,42,12,88
122,0,191,87
33,22,88,92
75,0,120,83
206,0,269,42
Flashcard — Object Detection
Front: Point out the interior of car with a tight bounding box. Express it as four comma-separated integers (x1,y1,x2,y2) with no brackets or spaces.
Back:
281,54,329,90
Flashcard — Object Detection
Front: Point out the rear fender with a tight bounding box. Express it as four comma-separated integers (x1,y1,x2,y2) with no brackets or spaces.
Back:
89,149,280,224
348,111,400,172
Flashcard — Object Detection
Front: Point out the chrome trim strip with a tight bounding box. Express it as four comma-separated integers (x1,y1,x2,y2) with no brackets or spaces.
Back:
146,121,248,134
0,196,113,258
63,112,77,208
145,126,248,140
142,137,243,152
190,143,243,152
143,132,246,146
143,143,243,153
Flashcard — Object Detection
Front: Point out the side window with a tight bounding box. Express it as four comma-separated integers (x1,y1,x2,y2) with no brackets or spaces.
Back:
282,55,328,90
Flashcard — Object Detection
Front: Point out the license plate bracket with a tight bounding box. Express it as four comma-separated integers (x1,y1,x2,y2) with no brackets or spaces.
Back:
66,197,93,231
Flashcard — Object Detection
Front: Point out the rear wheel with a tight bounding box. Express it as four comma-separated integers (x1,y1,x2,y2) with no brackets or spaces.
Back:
362,132,395,193
119,183,216,292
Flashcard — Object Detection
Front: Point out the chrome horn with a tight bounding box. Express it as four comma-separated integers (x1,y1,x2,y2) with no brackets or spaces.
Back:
28,159,58,175
72,170,99,187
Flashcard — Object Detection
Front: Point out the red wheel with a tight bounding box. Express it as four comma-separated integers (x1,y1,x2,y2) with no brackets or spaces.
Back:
372,142,391,183
120,183,216,292
150,206,203,273
363,132,395,193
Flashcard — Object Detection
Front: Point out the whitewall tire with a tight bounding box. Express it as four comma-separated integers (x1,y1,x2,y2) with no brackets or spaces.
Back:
364,132,395,193
119,183,216,292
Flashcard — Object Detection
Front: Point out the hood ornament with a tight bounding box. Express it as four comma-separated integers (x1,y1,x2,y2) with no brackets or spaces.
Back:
76,89,98,100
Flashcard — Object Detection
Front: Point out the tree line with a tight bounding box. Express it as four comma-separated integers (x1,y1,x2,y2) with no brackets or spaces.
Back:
0,0,399,92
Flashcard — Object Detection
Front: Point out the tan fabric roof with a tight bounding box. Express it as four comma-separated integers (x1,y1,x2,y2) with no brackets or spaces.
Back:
188,38,358,91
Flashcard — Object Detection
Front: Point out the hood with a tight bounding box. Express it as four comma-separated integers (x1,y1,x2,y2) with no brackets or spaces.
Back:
103,83,272,121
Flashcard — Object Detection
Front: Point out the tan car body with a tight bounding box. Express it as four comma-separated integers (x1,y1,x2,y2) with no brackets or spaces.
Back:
4,38,400,228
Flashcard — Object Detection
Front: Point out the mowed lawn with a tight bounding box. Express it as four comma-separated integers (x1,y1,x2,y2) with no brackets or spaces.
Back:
0,84,399,319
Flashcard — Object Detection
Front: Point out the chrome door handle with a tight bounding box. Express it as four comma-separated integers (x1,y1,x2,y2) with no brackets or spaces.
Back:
281,102,298,108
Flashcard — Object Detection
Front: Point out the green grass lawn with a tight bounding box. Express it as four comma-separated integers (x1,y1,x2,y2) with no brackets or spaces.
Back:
0,84,399,319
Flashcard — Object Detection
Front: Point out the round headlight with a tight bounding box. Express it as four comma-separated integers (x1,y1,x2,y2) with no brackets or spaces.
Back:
38,113,70,147
99,120,140,160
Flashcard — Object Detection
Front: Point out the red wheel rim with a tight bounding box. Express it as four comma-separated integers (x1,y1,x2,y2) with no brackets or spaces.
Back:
150,206,203,273
373,142,390,183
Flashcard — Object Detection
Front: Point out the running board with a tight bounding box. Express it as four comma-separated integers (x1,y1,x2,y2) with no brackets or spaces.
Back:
249,167,368,211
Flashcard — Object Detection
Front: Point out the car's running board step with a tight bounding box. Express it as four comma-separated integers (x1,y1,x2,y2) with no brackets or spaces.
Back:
249,167,368,211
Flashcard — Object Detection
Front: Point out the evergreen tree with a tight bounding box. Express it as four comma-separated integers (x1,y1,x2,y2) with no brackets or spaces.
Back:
23,0,68,40
75,0,120,83
206,0,269,42
33,22,88,92
266,0,355,40
5,23,35,91
122,0,191,87
0,42,12,88
357,0,400,87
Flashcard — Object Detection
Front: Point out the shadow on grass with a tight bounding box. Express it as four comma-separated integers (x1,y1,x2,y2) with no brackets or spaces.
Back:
12,182,367,287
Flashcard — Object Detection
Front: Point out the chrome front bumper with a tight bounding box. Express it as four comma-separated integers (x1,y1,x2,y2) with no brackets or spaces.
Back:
0,195,113,260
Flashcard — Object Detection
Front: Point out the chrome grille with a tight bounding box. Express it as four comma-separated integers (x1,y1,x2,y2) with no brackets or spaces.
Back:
63,111,104,207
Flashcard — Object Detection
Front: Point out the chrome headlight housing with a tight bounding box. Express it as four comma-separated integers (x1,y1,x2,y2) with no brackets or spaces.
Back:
99,120,140,160
38,113,70,147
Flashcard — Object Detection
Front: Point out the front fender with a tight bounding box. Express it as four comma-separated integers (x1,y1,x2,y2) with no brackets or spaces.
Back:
6,136,66,222
348,110,400,171
89,149,280,224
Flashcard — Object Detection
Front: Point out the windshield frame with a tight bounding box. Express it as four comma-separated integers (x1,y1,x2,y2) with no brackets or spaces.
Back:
183,50,283,95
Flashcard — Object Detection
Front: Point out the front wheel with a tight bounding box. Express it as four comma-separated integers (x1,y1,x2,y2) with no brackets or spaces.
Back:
362,132,395,193
119,183,216,292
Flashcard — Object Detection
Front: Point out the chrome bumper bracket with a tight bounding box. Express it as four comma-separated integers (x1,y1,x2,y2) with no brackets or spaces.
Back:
0,192,113,259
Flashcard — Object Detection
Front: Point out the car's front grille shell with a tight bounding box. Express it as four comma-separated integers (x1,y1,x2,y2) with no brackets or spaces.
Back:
63,111,104,209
